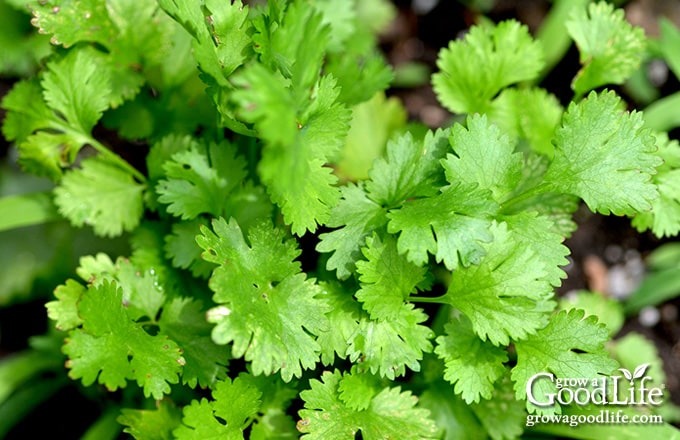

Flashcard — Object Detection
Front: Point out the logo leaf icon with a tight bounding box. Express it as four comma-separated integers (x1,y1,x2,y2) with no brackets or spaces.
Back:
633,363,650,380
618,368,633,381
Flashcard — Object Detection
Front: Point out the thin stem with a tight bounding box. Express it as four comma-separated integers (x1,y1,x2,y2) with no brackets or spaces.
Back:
88,136,147,183
409,295,448,304
500,181,552,212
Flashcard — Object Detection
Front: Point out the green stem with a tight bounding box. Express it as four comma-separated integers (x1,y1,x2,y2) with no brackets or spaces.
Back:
500,181,553,212
88,136,147,183
409,295,447,304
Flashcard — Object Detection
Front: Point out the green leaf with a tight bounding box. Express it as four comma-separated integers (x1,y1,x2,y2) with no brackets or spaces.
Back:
41,46,112,134
433,20,544,114
355,234,427,320
164,219,214,279
0,191,59,232
54,156,145,237
559,290,625,336
46,279,85,331
387,181,498,270
470,375,526,440
315,281,363,366
316,184,387,279
337,367,383,411
444,221,555,345
348,303,434,379
158,297,229,389
297,370,438,439
435,316,508,404
119,401,182,440
488,87,563,157
64,281,184,399
156,140,247,220
335,92,406,181
445,114,522,202
419,381,489,440
512,308,618,414
197,218,329,382
502,211,569,287
632,133,680,237
544,90,661,215
567,1,646,97
366,129,450,207
174,375,262,440
234,69,351,234
1,48,113,180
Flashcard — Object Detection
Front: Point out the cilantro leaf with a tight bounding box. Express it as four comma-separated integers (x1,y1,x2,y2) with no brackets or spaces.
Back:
1,48,112,180
366,129,450,207
316,281,363,366
119,401,182,440
544,91,661,215
233,69,351,234
512,308,619,414
297,369,438,439
502,212,569,287
316,184,387,279
174,375,261,439
355,234,427,320
632,133,680,237
349,303,434,379
164,219,214,279
432,20,544,114
64,281,184,399
335,92,406,181
197,217,329,381
54,156,145,237
435,316,508,404
158,297,229,389
444,221,555,345
470,375,526,440
318,123,454,276
387,181,498,270
567,1,646,97
444,114,522,202
156,140,247,220
46,279,85,331
488,87,563,157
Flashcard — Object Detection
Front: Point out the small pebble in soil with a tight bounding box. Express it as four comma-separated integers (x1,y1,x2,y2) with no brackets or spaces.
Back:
639,306,661,327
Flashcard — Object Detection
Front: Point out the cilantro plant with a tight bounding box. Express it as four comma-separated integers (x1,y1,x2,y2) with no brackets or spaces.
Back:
1,0,680,439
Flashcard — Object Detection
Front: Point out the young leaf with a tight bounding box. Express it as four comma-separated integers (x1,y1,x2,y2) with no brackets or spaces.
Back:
174,375,261,439
631,133,680,237
567,1,646,97
156,140,247,220
435,316,508,404
366,129,450,207
234,69,351,234
512,309,619,414
355,234,427,320
64,281,184,399
387,181,498,270
119,401,182,440
432,20,544,114
544,90,661,215
1,48,112,179
297,369,438,439
197,217,330,382
46,279,85,331
444,114,522,202
443,221,555,345
348,303,434,379
158,297,229,389
54,156,145,237
316,183,388,280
